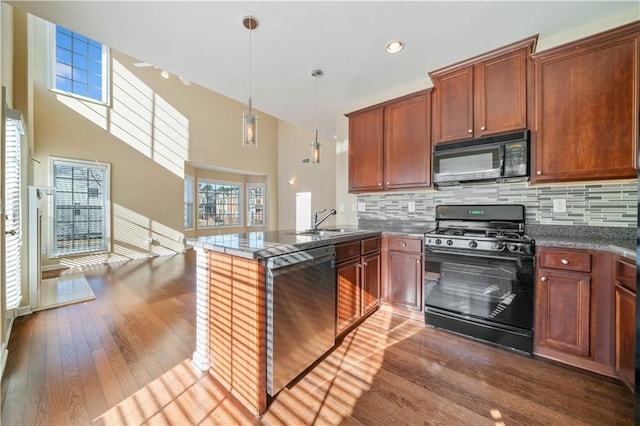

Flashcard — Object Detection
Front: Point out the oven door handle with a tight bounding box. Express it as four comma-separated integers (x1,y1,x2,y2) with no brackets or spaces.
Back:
425,247,533,267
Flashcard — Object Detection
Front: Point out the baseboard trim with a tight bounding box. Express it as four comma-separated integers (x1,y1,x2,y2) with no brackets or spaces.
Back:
17,305,33,316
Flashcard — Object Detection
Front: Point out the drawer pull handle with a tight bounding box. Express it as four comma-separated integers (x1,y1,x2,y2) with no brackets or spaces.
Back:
402,243,406,247
541,276,548,282
417,260,420,264
561,259,569,265
363,262,368,267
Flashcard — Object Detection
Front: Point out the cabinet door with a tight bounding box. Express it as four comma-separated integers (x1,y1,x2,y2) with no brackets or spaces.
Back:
336,257,361,335
532,31,638,183
474,47,528,137
384,93,431,189
535,269,591,357
432,67,474,144
362,252,381,315
348,107,384,192
615,285,635,391
387,251,423,312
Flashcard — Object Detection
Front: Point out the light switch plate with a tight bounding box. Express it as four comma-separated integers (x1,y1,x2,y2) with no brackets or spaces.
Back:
339,203,344,212
553,198,566,213
408,201,416,212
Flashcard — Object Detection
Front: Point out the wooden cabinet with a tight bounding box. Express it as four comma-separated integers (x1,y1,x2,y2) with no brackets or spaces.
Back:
336,237,381,336
614,256,636,392
347,90,431,192
534,247,615,377
383,235,423,314
531,22,639,183
430,36,536,144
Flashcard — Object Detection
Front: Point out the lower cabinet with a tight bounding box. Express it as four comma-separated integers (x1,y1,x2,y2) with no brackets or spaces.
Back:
614,256,636,392
336,237,381,337
534,247,615,377
383,235,423,314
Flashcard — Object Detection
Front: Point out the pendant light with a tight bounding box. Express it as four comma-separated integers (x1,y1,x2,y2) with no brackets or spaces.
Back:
242,16,258,149
310,69,323,164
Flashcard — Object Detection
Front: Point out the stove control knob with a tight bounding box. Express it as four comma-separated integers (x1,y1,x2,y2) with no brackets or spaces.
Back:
494,242,505,251
468,240,478,249
435,238,442,245
446,239,454,246
508,244,519,252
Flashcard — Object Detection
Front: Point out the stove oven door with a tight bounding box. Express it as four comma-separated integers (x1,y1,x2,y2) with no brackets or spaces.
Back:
424,248,534,352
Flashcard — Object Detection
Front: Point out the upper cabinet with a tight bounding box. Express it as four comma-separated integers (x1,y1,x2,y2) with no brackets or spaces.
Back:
347,90,431,193
430,36,537,144
531,22,639,183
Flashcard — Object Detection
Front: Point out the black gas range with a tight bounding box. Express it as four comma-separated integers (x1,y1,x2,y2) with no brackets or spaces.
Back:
423,205,535,354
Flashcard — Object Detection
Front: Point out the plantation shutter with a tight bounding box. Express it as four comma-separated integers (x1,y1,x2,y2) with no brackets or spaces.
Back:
5,116,24,310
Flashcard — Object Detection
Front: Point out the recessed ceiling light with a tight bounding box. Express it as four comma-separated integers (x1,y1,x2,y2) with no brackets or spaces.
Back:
385,40,404,54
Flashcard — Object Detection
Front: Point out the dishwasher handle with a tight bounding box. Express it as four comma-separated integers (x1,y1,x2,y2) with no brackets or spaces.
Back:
267,245,336,270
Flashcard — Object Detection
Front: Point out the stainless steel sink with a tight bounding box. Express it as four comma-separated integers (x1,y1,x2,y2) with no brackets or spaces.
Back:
293,228,354,237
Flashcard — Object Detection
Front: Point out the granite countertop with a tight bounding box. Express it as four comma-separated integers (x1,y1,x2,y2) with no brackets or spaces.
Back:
526,224,636,260
188,228,382,260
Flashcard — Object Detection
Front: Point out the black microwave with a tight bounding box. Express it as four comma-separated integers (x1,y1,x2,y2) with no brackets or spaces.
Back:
432,130,529,187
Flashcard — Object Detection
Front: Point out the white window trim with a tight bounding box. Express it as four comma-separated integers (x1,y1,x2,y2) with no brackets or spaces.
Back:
49,157,111,258
197,178,243,229
184,175,195,231
246,183,266,228
47,22,111,106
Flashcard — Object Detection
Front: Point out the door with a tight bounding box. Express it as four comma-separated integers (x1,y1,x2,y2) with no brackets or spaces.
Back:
4,112,24,323
336,257,361,335
535,269,591,357
432,67,474,144
348,107,384,192
362,252,381,315
388,250,422,312
384,92,431,189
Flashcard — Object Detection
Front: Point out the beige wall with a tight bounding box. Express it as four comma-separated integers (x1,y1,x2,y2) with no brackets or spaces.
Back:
277,120,337,230
25,14,280,272
333,10,640,225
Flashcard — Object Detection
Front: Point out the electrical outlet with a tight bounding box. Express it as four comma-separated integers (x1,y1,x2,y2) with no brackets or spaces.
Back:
408,201,416,212
553,198,566,213
357,202,366,212
41,247,47,255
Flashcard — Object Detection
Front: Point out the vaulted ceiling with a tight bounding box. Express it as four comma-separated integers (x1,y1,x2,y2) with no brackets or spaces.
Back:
7,1,638,139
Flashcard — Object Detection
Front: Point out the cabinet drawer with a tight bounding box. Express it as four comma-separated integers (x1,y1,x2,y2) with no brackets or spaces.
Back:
362,237,381,255
615,258,636,293
388,236,423,253
539,249,591,273
336,241,360,262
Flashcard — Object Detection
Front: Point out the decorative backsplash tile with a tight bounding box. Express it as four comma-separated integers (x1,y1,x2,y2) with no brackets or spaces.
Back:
356,181,638,228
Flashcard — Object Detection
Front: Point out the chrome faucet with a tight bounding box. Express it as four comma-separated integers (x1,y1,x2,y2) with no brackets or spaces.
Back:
312,208,337,231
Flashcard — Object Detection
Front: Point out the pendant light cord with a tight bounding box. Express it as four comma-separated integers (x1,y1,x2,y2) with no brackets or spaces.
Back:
248,19,253,113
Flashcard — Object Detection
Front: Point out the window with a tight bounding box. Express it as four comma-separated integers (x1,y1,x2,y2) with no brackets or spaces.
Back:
247,183,265,227
51,24,109,103
5,115,24,310
198,180,241,228
51,158,110,257
184,175,194,229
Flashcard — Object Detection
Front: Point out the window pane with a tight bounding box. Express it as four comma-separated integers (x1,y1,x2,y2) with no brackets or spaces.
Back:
56,62,72,79
56,76,72,92
56,31,72,49
56,47,72,65
72,53,88,70
73,67,88,83
72,82,88,97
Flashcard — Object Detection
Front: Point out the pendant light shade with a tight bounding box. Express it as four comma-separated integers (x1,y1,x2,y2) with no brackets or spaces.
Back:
310,69,323,164
242,16,258,149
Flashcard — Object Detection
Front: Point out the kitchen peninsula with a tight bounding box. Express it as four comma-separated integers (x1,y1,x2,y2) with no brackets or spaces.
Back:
188,229,381,415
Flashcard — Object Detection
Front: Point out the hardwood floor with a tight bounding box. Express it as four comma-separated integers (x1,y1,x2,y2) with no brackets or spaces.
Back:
1,250,634,425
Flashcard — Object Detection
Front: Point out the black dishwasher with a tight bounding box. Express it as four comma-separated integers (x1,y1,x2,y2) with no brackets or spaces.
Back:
266,245,336,396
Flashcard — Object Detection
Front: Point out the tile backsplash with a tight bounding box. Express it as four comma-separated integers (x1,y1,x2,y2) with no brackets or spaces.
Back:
356,181,638,228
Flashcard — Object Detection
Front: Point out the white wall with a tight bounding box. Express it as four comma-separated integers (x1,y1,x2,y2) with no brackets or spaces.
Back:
277,120,337,229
